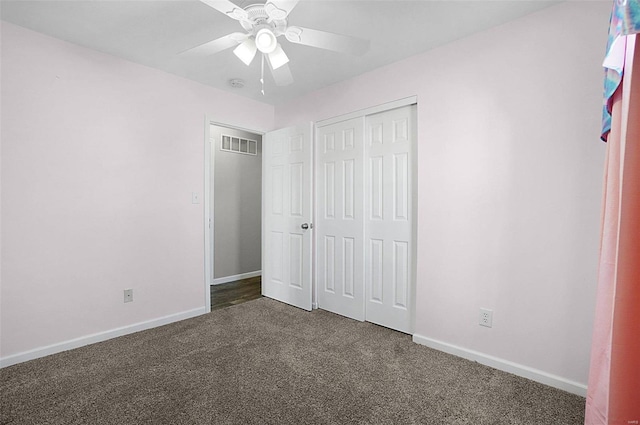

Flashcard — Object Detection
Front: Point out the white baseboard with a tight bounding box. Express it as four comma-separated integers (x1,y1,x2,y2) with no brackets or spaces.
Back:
412,333,587,397
0,307,206,368
211,270,261,285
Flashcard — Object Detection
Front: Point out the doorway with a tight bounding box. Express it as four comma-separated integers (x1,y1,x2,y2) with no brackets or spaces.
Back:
208,124,263,311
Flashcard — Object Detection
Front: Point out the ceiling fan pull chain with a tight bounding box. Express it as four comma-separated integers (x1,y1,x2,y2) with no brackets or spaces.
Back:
260,54,265,96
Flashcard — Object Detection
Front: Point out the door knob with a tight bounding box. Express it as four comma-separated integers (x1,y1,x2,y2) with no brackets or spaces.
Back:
301,223,312,230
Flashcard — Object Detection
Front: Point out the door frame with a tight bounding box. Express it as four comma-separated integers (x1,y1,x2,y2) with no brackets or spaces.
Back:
314,96,418,329
203,117,265,313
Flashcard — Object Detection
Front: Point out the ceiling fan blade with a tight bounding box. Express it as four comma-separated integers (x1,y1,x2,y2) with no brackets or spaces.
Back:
180,32,248,56
267,58,294,86
285,26,369,56
200,0,248,21
264,0,299,20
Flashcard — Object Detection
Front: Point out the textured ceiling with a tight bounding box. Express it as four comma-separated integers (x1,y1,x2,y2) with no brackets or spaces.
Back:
1,0,559,105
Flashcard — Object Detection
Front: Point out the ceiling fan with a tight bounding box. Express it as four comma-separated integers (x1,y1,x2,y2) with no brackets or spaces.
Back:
182,0,370,92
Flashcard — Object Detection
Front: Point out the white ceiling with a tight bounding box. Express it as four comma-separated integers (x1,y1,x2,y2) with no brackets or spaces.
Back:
0,0,559,105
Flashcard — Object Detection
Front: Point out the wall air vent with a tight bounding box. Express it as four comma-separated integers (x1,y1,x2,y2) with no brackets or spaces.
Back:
221,134,258,155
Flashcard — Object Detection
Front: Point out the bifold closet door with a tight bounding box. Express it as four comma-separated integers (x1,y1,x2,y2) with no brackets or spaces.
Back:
316,117,365,321
364,106,414,334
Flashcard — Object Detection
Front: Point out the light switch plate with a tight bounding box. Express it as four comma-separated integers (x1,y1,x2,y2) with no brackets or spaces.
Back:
192,192,200,204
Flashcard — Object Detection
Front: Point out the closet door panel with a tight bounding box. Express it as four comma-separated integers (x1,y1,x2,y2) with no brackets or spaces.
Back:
316,118,365,321
364,106,414,334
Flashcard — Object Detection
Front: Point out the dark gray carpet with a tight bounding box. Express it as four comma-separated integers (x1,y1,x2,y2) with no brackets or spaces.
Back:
1,298,585,424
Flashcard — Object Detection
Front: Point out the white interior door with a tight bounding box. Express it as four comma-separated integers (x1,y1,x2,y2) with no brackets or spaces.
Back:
316,117,365,321
364,106,415,334
262,123,313,311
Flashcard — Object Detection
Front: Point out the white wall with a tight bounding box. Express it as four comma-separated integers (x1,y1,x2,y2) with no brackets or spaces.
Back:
276,2,609,390
210,125,262,279
0,22,274,361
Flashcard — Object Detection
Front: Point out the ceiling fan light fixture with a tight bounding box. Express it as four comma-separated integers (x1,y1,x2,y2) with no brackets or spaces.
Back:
255,28,277,54
233,38,257,66
268,44,289,70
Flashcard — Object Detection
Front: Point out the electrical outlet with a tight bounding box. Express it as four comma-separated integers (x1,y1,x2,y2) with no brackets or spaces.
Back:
479,308,493,328
124,289,133,303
